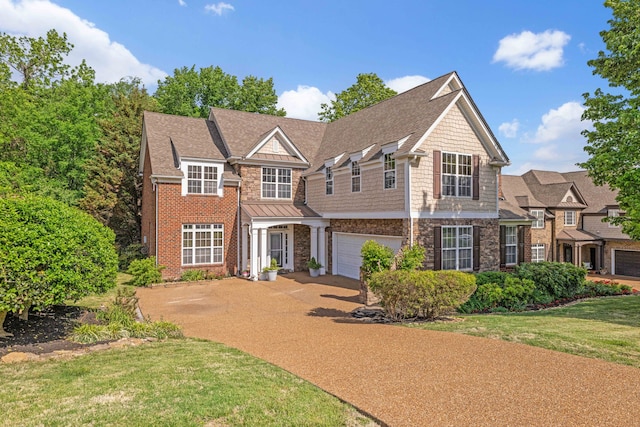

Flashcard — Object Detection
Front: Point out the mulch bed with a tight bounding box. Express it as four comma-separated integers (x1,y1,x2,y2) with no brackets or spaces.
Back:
0,306,97,356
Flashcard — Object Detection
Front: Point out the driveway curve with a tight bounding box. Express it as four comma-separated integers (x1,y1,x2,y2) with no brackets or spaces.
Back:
137,273,640,426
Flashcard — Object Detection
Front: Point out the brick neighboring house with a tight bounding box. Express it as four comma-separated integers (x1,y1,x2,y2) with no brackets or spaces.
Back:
140,72,518,280
501,170,640,277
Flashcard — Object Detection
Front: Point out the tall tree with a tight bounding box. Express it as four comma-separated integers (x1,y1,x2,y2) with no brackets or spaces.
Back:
580,0,640,239
80,78,159,250
318,73,397,122
155,65,285,118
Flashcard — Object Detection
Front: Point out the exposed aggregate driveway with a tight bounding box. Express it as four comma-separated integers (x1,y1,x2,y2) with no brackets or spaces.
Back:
137,273,640,426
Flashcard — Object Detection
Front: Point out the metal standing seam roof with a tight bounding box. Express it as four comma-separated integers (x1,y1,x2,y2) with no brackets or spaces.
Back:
241,202,320,219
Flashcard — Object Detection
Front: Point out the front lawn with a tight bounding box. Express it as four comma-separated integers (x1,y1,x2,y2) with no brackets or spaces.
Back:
0,339,376,426
410,295,640,368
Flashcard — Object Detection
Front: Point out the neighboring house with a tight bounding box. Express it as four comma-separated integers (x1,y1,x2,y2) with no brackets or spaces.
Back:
140,72,513,280
501,170,640,277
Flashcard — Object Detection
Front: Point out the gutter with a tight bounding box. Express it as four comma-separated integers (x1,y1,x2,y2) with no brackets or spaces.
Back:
236,179,241,276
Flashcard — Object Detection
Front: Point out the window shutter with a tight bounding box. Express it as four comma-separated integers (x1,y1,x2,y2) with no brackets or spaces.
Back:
433,150,441,199
518,225,525,264
472,154,480,200
499,225,506,268
473,226,481,271
433,226,441,270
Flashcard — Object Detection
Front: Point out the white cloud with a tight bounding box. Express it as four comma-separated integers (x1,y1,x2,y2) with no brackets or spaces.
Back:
204,2,234,15
178,0,187,6
532,101,589,143
498,119,520,138
493,30,571,71
277,85,334,121
385,75,430,93
0,0,167,86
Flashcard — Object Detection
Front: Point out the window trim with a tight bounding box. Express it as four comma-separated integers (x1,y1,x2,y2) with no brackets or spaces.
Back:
325,166,333,195
530,209,545,229
351,161,361,193
182,224,224,266
441,226,473,271
531,243,545,263
505,225,517,266
441,151,472,198
261,167,292,199
383,153,396,190
608,209,620,228
564,210,576,226
181,161,222,196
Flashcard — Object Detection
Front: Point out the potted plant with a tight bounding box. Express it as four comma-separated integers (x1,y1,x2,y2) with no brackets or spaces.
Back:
307,257,322,278
240,269,250,278
263,258,279,281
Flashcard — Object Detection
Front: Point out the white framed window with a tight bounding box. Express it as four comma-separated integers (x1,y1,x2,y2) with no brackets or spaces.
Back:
325,166,333,195
383,153,395,189
262,167,291,199
182,163,221,196
442,152,472,197
182,224,223,265
351,161,361,193
505,226,517,265
564,210,576,226
442,226,473,271
531,244,545,263
531,209,545,229
608,209,620,228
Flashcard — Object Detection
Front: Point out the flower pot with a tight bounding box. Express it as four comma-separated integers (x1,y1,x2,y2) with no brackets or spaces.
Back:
309,268,320,278
267,270,278,281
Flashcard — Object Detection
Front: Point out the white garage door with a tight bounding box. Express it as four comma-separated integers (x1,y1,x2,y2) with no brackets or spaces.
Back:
333,233,403,279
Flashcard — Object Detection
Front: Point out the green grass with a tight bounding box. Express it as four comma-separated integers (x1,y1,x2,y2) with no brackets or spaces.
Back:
410,295,640,368
0,339,376,426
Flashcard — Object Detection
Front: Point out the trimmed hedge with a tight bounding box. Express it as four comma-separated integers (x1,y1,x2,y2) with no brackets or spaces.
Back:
369,270,476,321
514,262,587,299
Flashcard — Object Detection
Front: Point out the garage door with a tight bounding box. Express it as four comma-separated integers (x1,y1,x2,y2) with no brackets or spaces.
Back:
334,233,403,279
614,250,640,277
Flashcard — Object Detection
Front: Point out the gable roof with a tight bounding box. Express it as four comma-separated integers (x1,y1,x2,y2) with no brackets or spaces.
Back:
561,170,619,214
141,111,229,178
522,170,587,208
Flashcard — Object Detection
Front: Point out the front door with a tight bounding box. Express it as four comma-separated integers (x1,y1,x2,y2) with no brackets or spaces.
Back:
270,232,284,267
564,244,573,264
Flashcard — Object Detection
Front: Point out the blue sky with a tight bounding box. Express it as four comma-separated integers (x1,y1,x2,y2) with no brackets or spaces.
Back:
0,0,614,174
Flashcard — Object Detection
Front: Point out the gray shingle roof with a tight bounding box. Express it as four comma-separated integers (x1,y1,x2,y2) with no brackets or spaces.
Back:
561,170,619,214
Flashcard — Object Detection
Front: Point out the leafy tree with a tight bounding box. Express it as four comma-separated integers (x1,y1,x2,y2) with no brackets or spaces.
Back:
0,196,117,336
80,78,159,250
318,73,397,122
155,65,285,118
580,0,640,239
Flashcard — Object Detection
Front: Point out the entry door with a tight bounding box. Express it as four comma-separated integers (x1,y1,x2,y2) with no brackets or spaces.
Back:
270,232,284,267
564,244,573,264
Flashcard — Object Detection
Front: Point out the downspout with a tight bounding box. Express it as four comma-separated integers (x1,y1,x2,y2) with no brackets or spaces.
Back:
236,180,241,276
154,179,159,265
407,157,414,246
303,176,308,205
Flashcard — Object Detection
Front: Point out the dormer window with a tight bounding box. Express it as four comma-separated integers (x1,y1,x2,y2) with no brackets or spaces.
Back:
181,161,223,196
608,209,620,228
325,166,333,195
384,153,395,189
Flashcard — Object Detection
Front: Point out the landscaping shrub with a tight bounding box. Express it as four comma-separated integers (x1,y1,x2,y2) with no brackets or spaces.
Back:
118,243,147,271
459,276,536,313
369,270,476,321
474,271,510,287
514,262,587,298
360,240,394,278
181,269,206,282
127,257,164,286
582,281,633,297
395,244,426,271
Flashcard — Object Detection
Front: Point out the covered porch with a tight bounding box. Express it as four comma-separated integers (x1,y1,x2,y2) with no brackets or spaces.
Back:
556,229,603,271
240,202,329,281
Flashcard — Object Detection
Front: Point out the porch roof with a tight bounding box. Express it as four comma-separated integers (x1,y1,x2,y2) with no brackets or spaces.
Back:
557,229,601,242
242,202,321,219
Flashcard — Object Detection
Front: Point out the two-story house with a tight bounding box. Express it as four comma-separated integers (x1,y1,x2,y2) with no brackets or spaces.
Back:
140,72,514,280
501,170,640,277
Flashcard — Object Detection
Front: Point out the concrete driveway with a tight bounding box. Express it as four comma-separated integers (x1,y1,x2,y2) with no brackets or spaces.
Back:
137,273,640,426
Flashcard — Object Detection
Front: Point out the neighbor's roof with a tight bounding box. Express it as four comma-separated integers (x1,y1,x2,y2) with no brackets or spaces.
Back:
501,175,546,209
521,170,587,208
556,229,601,242
562,170,619,214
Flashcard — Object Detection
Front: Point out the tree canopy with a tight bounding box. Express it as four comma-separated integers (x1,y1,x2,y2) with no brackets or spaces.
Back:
155,65,285,118
318,73,397,122
580,0,640,239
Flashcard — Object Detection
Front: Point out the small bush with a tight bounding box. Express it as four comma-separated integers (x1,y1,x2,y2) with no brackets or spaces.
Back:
500,276,536,311
361,240,394,278
118,243,147,271
459,276,536,313
369,270,476,321
181,269,206,282
127,257,164,286
396,244,426,271
475,271,510,287
515,262,587,299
